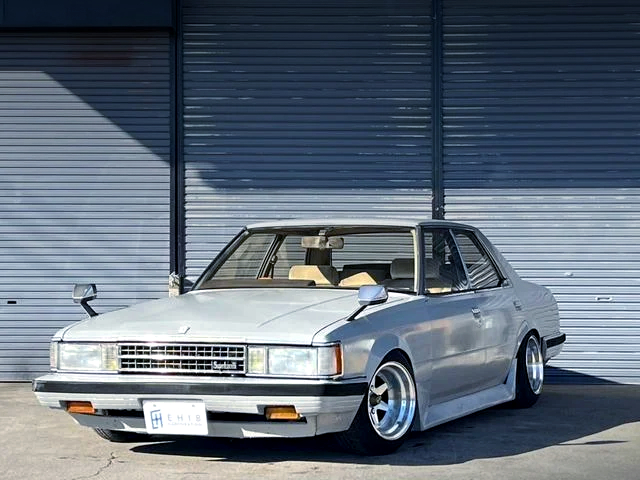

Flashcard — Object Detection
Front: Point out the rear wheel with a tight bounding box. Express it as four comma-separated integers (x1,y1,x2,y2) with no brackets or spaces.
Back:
512,332,544,408
93,428,149,443
334,352,417,455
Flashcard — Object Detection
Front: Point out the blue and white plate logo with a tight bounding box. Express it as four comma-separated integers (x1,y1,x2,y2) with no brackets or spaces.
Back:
142,400,208,436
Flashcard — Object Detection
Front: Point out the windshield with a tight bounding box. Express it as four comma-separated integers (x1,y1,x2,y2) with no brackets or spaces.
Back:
195,227,417,293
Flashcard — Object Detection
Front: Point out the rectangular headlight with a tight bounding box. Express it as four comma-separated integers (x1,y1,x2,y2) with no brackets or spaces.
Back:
56,343,118,372
268,347,317,376
247,345,342,377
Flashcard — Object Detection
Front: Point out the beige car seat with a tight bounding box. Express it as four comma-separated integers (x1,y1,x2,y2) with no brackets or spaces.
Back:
288,265,339,286
425,258,453,294
383,258,415,290
338,265,388,287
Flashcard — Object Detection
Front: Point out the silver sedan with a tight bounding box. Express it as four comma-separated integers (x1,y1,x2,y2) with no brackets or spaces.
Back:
33,219,565,455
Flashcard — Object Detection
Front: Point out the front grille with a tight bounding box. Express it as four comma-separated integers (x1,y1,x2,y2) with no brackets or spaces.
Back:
118,344,246,375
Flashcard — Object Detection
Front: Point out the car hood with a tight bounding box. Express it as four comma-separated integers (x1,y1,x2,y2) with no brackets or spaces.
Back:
61,288,399,345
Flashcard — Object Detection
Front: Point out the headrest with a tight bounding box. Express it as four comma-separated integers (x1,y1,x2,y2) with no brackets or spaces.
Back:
425,258,440,277
288,265,339,286
390,258,414,279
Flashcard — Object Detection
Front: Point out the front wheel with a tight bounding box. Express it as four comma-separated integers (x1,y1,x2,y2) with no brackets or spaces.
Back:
512,332,544,408
334,352,417,455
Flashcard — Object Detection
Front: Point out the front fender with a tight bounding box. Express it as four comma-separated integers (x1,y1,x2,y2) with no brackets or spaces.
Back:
362,333,415,380
314,297,431,431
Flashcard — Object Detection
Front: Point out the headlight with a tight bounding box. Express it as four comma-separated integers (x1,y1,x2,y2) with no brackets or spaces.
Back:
247,344,342,377
52,342,118,372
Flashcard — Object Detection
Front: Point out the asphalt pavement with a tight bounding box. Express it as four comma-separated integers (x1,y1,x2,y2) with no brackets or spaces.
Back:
1,382,639,480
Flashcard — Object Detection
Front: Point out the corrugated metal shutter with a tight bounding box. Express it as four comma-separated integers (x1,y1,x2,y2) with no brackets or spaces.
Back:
442,1,640,383
0,33,171,380
182,0,433,278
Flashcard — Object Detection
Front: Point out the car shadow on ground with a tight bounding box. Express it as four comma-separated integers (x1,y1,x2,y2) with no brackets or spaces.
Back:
130,381,640,466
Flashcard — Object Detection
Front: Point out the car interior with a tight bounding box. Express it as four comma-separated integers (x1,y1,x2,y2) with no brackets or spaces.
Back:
199,228,468,295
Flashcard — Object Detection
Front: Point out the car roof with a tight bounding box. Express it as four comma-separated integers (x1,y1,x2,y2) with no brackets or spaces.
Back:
246,218,477,231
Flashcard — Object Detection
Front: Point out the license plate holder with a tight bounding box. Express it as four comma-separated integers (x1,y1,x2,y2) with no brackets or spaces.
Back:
142,400,208,435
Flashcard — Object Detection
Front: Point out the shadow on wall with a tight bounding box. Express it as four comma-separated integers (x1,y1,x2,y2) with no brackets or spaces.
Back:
0,32,172,305
130,381,640,466
0,31,174,379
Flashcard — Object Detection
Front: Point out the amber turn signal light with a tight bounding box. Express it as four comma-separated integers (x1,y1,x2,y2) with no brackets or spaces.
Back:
66,401,95,415
265,406,300,421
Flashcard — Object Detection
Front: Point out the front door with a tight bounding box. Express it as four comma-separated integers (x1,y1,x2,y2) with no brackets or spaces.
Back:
452,229,517,388
422,228,487,404
426,293,488,404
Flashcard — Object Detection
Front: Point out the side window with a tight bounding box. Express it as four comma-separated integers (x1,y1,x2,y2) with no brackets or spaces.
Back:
271,235,307,279
213,233,275,279
423,229,467,294
453,230,501,289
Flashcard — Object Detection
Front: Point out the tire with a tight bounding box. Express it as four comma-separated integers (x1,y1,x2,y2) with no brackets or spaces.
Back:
93,428,149,443
334,351,417,455
512,332,544,408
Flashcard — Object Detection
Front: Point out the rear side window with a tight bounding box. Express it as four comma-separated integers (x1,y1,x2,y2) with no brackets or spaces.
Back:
452,230,501,289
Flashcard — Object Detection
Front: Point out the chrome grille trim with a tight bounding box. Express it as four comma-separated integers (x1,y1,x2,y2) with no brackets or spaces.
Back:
118,343,246,374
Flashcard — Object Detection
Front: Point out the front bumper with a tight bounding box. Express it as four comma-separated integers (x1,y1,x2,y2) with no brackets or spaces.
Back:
33,373,366,438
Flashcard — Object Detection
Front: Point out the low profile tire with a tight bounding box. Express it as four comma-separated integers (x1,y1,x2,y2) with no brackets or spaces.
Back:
512,332,544,408
93,428,149,443
334,352,417,455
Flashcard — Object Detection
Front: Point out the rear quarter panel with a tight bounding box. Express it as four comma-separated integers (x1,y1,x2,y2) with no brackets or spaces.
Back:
515,280,562,341
476,229,561,351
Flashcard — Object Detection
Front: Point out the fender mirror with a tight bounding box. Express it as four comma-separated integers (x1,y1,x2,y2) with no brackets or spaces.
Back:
72,284,98,317
346,285,389,321
169,272,194,296
357,285,388,307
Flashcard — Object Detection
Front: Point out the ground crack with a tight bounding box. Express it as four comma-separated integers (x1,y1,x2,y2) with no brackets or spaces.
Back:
71,451,117,480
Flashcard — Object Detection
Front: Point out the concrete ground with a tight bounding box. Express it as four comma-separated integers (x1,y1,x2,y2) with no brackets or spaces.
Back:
1,383,639,480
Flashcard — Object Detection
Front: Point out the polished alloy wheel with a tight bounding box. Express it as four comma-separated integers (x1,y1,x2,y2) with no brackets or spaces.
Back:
367,361,416,441
525,336,544,394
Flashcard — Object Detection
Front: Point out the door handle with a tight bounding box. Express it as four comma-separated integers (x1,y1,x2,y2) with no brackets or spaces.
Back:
471,307,483,325
513,300,523,311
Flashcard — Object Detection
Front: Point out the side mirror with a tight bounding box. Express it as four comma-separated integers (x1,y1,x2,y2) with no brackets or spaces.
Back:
73,284,97,303
357,285,388,307
72,284,98,317
346,285,389,321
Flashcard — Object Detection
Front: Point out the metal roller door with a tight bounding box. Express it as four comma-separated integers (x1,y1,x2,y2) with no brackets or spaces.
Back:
182,0,433,278
0,33,171,380
442,1,640,383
